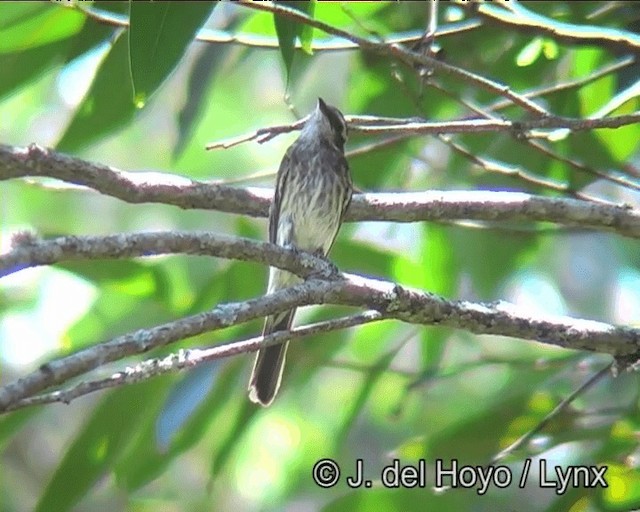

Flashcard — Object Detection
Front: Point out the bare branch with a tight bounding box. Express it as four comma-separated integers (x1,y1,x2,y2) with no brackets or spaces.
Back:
205,113,640,151
237,1,550,117
78,4,482,52
1,268,638,413
0,231,336,280
427,83,640,194
485,56,637,113
349,114,640,136
4,311,384,412
0,277,335,412
205,118,307,150
0,143,270,217
3,144,640,238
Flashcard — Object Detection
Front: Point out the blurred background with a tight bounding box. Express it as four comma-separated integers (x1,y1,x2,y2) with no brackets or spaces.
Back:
1,2,640,511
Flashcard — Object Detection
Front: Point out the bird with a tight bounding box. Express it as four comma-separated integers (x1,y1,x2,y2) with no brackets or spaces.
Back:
248,98,353,406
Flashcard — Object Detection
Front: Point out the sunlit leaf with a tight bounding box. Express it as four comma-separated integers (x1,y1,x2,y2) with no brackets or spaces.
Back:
0,4,85,54
35,381,168,512
516,37,543,67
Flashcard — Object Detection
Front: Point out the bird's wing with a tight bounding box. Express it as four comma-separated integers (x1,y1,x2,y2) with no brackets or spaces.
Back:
269,146,294,244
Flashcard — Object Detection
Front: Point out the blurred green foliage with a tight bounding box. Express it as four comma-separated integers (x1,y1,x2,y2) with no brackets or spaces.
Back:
1,2,640,511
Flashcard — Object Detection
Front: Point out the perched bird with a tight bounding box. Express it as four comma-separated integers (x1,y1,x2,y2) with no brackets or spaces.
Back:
248,98,353,406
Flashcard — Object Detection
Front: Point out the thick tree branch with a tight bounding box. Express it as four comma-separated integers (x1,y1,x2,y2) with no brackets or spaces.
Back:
0,259,638,412
0,232,336,280
3,144,640,239
0,143,269,216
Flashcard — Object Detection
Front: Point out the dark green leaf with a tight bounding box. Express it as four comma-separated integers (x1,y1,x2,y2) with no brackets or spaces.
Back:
449,223,538,299
0,40,69,100
273,1,314,83
174,42,228,158
35,381,167,512
298,0,316,55
128,0,216,106
114,359,244,490
56,32,134,152
64,15,115,64
0,409,37,450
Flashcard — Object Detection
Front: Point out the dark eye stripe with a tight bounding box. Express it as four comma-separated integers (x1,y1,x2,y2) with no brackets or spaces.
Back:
323,109,347,150
325,108,346,135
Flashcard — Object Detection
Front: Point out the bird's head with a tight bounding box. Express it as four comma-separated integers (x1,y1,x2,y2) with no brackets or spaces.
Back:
302,98,348,151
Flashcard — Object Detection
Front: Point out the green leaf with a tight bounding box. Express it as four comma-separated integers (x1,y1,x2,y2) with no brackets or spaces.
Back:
0,4,46,30
323,487,467,512
0,4,85,54
0,409,38,450
594,98,640,163
114,360,244,490
299,0,316,54
273,1,314,82
174,42,228,158
516,37,543,67
602,464,640,510
335,343,403,446
35,381,167,512
57,260,169,301
0,40,69,100
312,2,389,30
64,14,115,64
128,0,216,107
56,32,134,152
449,224,538,299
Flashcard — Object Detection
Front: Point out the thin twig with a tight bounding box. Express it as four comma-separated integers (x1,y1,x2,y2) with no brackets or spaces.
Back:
486,56,637,113
77,4,482,52
5,311,384,412
525,138,640,192
437,133,582,197
489,361,613,465
205,118,306,150
237,1,551,117
206,113,640,151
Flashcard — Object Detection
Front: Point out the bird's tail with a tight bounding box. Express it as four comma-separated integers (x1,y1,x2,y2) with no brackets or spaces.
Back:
248,309,295,406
